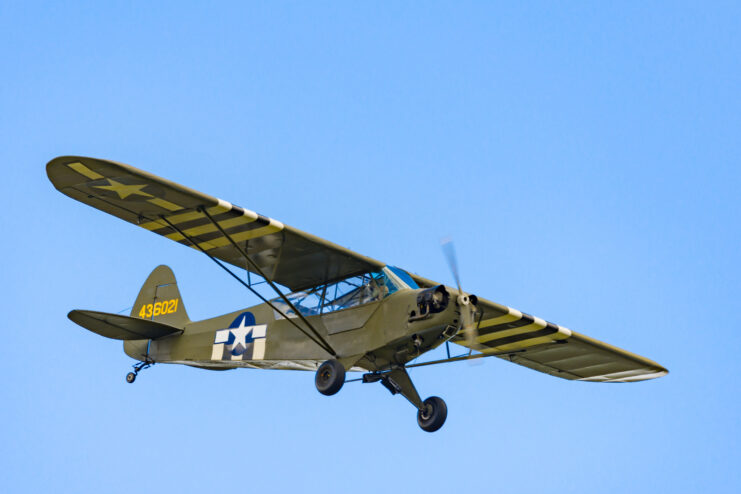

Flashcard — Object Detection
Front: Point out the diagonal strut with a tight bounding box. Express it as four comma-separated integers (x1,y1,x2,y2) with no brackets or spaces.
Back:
159,215,337,357
198,207,338,357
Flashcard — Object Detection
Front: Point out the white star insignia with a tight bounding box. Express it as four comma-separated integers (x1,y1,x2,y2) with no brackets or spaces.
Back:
93,179,153,200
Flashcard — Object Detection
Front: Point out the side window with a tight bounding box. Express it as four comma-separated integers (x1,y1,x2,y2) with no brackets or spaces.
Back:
271,288,324,318
370,271,396,298
323,275,375,312
272,269,411,318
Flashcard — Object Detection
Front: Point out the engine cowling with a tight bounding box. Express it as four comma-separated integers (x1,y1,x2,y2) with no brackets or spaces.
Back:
410,285,449,321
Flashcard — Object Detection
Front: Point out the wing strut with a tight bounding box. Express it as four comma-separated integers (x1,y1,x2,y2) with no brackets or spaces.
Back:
197,207,338,357
159,215,337,357
406,349,525,369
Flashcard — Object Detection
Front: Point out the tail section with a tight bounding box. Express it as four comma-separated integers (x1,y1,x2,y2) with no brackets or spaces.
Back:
131,265,190,327
67,265,189,362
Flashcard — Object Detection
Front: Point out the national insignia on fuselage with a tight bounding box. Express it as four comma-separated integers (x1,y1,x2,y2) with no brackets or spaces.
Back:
212,312,267,361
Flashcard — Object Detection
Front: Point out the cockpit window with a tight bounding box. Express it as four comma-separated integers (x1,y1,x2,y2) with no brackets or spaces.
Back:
271,266,416,318
387,266,419,289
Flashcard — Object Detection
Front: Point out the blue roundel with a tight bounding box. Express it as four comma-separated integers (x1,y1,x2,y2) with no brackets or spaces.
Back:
230,312,256,328
224,312,258,353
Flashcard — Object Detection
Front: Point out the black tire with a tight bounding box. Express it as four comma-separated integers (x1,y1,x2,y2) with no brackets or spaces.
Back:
315,359,345,396
417,396,447,432
126,372,136,384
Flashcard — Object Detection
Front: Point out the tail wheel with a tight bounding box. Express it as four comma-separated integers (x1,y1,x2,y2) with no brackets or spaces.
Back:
315,359,345,396
417,396,447,432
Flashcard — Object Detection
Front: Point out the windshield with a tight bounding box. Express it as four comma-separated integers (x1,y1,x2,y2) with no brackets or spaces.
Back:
271,266,416,317
387,265,419,289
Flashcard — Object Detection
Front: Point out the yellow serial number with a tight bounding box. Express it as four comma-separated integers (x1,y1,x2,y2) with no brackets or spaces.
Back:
138,299,179,318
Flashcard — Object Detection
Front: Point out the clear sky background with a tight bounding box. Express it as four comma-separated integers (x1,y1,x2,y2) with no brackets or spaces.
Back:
2,2,739,493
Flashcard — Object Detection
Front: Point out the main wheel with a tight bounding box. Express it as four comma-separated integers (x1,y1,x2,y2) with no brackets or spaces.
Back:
315,359,345,396
126,372,136,384
417,396,447,432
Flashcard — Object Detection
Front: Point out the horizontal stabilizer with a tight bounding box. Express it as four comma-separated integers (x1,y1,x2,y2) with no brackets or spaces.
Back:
68,310,183,340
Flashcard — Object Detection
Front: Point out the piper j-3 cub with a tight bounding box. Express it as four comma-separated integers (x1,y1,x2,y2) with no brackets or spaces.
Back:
47,156,668,432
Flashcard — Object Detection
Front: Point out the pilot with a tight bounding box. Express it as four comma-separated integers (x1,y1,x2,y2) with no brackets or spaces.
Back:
364,275,388,303
375,275,389,299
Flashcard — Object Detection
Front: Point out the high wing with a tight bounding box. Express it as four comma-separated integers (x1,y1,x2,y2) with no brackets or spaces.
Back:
411,274,667,382
48,155,667,382
47,156,383,291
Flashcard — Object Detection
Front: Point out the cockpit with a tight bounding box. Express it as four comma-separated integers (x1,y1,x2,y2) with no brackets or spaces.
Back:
271,266,419,317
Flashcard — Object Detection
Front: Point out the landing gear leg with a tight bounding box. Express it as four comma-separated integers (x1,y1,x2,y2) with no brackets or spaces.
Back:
373,367,448,432
126,359,154,384
380,368,424,409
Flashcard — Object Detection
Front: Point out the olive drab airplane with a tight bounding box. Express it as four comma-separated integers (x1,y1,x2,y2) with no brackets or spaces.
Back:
47,156,668,432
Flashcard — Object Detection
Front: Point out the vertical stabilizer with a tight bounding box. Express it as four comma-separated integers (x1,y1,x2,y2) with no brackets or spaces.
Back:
131,265,190,327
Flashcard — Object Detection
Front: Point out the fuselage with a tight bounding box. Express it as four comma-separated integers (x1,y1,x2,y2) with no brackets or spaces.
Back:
124,283,461,373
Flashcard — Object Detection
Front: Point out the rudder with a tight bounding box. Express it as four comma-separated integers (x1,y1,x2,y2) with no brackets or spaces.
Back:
132,265,190,327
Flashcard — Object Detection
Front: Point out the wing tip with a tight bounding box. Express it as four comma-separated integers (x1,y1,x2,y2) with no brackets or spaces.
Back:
577,366,669,383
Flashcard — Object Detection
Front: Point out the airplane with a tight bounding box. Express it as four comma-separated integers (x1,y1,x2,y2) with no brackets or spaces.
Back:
47,156,668,432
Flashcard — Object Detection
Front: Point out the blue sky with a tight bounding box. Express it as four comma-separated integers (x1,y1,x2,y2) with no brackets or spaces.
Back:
2,2,739,493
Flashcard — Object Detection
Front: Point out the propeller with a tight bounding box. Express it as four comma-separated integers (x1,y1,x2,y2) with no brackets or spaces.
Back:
441,238,479,348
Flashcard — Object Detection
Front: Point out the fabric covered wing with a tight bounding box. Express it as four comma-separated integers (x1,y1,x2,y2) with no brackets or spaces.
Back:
47,156,383,291
495,330,668,382
467,299,667,382
410,274,667,382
